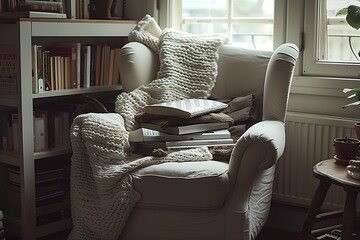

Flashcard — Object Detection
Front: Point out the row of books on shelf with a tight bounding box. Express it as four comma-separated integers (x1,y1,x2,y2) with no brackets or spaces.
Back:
32,43,122,93
1,0,64,13
4,156,71,228
130,98,236,156
0,0,124,19
0,97,93,152
0,0,66,18
0,108,70,152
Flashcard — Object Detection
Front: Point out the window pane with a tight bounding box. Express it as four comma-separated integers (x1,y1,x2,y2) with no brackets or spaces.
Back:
181,23,228,35
303,0,359,78
182,0,228,18
232,23,273,50
318,0,360,62
233,0,274,18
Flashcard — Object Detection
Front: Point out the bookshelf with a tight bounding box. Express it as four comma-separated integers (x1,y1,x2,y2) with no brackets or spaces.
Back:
0,18,136,240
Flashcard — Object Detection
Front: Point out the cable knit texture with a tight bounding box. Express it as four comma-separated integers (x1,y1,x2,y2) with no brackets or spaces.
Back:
116,15,229,131
68,15,227,240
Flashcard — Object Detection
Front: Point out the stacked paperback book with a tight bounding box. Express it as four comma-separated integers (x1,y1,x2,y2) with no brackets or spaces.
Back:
130,98,235,155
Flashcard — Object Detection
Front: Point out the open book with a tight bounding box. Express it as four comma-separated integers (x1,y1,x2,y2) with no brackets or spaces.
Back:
143,98,228,118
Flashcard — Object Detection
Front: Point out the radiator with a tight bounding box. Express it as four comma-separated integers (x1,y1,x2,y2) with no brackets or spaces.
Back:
272,112,359,210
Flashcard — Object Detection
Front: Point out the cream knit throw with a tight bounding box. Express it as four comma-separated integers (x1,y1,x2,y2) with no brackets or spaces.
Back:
68,15,227,240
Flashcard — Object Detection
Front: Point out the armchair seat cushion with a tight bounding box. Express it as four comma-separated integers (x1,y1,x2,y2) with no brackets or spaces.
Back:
131,160,229,209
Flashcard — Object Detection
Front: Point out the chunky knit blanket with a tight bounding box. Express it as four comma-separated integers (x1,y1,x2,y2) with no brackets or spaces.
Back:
68,15,227,240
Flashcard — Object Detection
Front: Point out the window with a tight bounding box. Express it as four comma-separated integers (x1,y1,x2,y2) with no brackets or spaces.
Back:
169,0,283,51
303,0,360,78
165,0,360,78
318,0,360,62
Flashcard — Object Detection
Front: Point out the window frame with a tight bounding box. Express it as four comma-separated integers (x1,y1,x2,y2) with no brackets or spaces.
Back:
303,0,360,79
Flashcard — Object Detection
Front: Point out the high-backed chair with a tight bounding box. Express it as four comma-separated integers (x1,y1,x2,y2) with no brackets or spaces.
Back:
117,42,299,240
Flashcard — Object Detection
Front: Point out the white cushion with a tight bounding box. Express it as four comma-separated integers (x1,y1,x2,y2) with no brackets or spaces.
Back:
211,45,272,100
131,160,229,209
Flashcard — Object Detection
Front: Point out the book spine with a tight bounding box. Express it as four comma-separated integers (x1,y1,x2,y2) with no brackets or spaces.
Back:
108,48,115,85
70,46,77,88
36,45,44,92
64,0,76,19
94,44,102,86
89,45,96,86
34,113,46,151
32,45,39,93
84,45,91,87
43,50,51,90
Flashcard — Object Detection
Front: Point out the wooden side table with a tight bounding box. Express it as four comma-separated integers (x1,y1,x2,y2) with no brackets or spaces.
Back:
299,159,360,240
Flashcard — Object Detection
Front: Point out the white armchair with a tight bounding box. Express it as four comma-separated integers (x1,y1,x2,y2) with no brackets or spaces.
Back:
116,42,299,240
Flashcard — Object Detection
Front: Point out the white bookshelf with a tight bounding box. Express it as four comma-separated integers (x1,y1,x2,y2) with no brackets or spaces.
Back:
0,18,136,240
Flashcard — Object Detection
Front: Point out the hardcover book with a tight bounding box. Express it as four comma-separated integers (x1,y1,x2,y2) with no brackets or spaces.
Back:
138,138,234,148
129,128,231,142
140,122,230,135
143,98,228,118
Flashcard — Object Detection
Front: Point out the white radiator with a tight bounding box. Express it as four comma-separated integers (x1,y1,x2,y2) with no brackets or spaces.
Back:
272,112,359,210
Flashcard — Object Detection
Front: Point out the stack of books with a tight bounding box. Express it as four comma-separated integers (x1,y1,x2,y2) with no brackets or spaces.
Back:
130,98,235,155
0,210,4,240
0,0,67,19
5,156,71,227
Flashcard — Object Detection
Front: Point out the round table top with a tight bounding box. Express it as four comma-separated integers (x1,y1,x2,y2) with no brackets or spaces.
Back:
313,159,360,189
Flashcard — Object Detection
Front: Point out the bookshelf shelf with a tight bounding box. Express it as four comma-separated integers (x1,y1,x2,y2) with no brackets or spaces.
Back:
33,146,72,160
28,19,137,37
32,84,123,99
0,18,133,240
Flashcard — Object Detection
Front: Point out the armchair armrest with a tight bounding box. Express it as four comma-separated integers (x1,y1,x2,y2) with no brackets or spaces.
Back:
229,120,285,181
119,42,160,92
225,120,285,239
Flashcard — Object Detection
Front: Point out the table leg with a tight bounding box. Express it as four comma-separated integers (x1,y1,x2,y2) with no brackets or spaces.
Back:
298,180,331,240
342,187,358,240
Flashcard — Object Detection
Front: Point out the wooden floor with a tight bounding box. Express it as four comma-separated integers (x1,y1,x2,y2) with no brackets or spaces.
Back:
256,226,298,240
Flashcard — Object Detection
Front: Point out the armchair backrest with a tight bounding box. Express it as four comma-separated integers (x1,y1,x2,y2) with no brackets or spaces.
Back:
212,44,298,122
119,42,298,123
